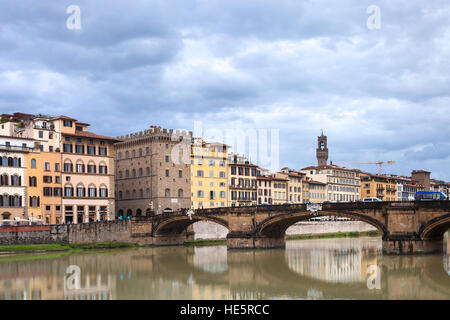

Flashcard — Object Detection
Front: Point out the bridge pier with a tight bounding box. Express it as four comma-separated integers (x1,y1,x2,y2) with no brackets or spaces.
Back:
382,238,443,255
226,232,285,249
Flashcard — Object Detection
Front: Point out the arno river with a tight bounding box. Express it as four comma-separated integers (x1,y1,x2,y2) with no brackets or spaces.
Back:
0,234,449,300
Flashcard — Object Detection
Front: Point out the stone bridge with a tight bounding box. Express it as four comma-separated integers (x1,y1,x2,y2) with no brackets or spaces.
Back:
130,201,450,254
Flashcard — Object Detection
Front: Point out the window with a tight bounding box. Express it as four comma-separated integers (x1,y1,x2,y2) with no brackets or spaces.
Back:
31,158,36,168
165,155,169,163
63,120,72,127
219,171,225,178
117,152,122,160
165,170,169,177
165,189,170,197
75,145,84,154
98,147,106,156
64,187,73,197
43,176,52,183
100,188,108,198
197,170,204,177
178,170,182,178
88,187,97,197
39,131,43,138
43,187,52,196
63,144,72,153
87,164,96,174
77,187,85,197
63,163,73,172
55,163,60,172
178,189,183,197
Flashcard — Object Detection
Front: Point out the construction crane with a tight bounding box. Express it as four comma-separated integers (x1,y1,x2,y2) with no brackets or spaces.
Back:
333,161,396,175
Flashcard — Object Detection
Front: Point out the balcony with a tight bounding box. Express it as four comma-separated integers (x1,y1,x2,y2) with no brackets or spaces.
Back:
0,144,35,152
34,124,54,130
230,184,257,190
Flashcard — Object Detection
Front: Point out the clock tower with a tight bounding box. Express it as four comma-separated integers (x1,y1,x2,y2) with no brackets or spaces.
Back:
316,130,328,166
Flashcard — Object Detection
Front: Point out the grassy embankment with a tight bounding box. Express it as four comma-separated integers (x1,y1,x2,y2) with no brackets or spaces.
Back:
285,230,380,240
0,241,138,253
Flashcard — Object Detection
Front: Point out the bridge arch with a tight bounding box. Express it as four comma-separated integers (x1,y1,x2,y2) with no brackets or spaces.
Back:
153,215,229,236
420,213,450,240
255,210,387,239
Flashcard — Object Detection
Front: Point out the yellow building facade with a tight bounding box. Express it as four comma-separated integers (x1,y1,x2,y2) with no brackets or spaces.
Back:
360,173,397,201
25,151,43,221
190,139,228,209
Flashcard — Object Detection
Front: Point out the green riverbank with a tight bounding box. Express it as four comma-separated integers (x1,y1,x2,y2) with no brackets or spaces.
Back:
285,230,380,240
0,241,139,254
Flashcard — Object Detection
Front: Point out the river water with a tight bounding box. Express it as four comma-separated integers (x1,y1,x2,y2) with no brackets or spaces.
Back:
0,235,449,300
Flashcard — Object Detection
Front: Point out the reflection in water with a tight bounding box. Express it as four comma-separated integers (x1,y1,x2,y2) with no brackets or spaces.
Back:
285,238,380,284
0,236,449,300
193,246,228,273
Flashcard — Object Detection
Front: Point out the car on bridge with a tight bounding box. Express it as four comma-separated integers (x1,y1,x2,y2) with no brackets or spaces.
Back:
363,197,383,202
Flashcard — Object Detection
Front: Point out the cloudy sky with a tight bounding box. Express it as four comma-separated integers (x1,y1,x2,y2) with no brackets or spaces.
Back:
1,1,449,180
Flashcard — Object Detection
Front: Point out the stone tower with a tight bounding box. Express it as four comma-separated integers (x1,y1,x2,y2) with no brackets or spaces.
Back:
316,130,328,166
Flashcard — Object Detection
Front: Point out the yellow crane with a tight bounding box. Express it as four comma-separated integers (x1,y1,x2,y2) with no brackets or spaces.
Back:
333,161,396,175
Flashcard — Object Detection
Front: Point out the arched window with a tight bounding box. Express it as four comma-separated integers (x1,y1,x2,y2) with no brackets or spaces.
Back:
139,189,143,198
138,148,142,157
76,160,85,173
136,209,142,216
31,158,36,168
132,169,136,177
126,170,129,178
87,184,97,197
76,184,86,197
119,171,122,179
1,157,7,166
146,147,150,155
64,160,73,172
178,189,183,198
132,150,136,158
146,188,150,198
132,190,137,199
117,152,122,160
146,167,150,175
165,189,170,197
125,190,130,199
125,151,129,159
1,174,8,186
29,176,37,187
118,191,123,200
139,168,143,176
